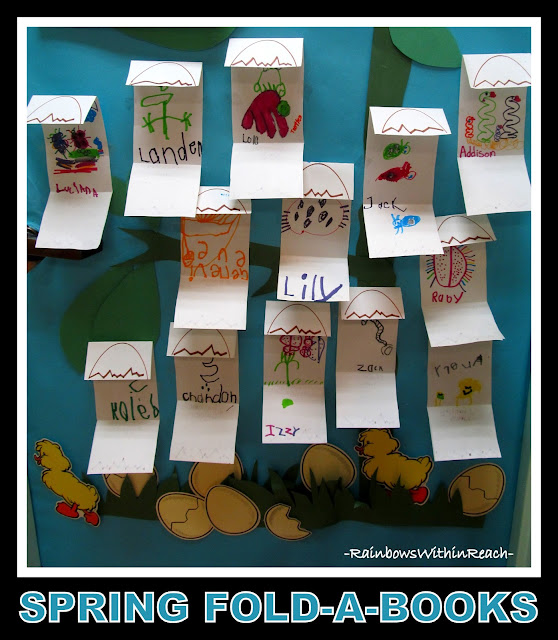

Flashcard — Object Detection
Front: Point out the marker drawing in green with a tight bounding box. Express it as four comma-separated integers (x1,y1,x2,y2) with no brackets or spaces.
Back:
476,91,496,144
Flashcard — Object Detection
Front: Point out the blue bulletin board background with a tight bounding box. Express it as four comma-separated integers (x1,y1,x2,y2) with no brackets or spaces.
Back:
24,22,534,570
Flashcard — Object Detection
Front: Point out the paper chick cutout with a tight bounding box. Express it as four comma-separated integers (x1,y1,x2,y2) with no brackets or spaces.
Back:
34,439,100,526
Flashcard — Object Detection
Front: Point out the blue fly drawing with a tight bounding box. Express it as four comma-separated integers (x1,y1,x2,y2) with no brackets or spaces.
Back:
392,213,421,235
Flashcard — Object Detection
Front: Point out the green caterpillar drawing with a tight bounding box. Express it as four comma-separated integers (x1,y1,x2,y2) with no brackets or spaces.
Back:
476,91,497,144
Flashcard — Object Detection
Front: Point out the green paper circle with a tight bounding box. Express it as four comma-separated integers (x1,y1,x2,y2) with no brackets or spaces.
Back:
389,27,462,68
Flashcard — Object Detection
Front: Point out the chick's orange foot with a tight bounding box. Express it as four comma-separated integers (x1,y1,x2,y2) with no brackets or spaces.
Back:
83,510,100,527
55,501,79,519
409,486,429,505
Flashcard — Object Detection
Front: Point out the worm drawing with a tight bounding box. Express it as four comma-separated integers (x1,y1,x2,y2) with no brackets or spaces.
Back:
362,319,393,356
477,91,497,144
500,95,521,139
464,115,475,139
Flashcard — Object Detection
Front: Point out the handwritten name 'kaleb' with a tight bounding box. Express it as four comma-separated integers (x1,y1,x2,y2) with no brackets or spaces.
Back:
56,182,98,197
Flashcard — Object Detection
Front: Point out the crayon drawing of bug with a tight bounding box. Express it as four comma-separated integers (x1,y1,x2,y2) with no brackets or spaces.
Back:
376,161,416,183
48,129,70,157
382,139,411,160
392,213,421,235
49,126,102,174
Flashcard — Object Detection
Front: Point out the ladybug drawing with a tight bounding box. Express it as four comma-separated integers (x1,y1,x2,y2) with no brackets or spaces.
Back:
67,127,91,150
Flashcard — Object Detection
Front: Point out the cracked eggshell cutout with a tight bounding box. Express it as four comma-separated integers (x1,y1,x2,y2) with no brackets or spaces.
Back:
188,453,244,498
264,504,311,541
448,463,505,517
156,492,213,540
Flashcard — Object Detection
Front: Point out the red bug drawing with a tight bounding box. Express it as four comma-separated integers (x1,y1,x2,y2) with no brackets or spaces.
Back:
376,161,416,182
67,128,91,150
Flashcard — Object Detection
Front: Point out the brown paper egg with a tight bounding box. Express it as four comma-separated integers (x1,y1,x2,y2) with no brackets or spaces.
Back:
156,492,213,540
188,454,243,499
264,504,311,541
300,443,356,491
205,485,260,535
448,463,505,517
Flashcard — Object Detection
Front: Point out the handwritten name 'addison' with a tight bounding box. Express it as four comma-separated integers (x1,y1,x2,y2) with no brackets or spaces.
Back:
459,146,496,158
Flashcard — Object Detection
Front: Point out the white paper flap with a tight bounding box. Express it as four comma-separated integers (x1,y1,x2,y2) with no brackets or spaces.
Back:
126,60,203,86
336,316,400,429
420,242,504,347
230,143,304,200
302,162,354,200
436,214,496,246
27,95,97,124
87,419,160,474
463,53,531,88
197,186,251,215
370,106,451,136
174,213,250,330
167,323,237,358
426,341,500,461
264,301,331,336
84,341,153,381
339,287,405,320
225,38,304,68
170,402,239,464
